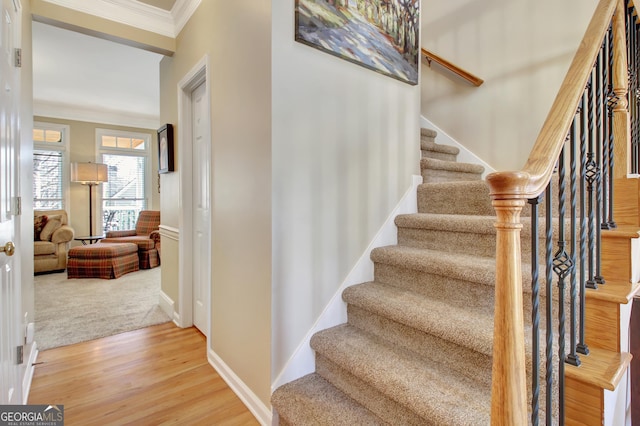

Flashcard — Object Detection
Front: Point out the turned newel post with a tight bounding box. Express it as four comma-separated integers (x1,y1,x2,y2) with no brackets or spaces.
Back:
488,173,529,426
612,0,630,179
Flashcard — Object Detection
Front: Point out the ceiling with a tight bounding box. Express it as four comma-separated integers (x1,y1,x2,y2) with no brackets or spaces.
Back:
32,0,181,129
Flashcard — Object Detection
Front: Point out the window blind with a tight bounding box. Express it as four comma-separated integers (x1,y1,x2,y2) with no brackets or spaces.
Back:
33,150,63,209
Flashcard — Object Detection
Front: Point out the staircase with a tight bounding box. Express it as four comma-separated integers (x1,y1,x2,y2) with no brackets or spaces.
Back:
272,129,505,424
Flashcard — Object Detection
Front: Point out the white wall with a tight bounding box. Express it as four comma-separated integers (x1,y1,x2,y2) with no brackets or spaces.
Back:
421,0,599,171
271,1,421,379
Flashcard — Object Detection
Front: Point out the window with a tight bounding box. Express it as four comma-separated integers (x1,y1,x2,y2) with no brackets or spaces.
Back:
97,129,151,233
33,123,69,210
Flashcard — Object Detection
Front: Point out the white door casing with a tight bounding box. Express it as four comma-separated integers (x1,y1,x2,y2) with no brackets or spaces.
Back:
0,0,22,405
177,56,211,337
191,80,210,336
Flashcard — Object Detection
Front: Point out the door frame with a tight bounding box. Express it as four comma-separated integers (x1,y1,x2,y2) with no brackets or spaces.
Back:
177,55,211,337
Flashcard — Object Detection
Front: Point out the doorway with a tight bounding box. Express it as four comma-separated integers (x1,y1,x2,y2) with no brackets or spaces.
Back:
178,56,211,339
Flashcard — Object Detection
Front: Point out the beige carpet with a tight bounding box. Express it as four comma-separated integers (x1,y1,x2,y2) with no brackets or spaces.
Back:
34,267,171,350
271,128,551,424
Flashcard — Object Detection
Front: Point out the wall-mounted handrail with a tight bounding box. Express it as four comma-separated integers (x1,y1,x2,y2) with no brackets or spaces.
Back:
421,48,484,87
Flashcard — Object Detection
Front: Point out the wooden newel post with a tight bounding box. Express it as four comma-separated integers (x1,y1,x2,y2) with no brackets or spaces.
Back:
612,0,630,179
490,197,528,425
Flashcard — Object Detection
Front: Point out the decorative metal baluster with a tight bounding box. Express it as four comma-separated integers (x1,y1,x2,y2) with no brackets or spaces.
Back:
635,17,640,173
600,28,612,230
529,195,542,426
630,6,640,173
553,147,573,426
545,182,554,424
566,116,581,367
594,51,606,286
585,71,600,290
606,25,616,229
577,91,590,356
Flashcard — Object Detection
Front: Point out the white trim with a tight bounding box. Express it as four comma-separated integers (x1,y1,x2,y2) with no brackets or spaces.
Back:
420,116,495,178
158,290,176,324
158,224,179,240
22,343,38,403
208,348,272,426
177,55,209,332
271,175,422,391
41,0,201,38
42,0,174,37
34,100,160,130
172,0,201,36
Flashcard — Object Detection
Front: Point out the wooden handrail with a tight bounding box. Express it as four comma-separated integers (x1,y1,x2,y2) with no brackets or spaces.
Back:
487,0,619,199
421,48,484,87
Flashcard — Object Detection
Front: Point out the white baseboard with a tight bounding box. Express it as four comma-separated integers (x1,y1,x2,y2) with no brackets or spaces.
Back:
159,290,175,320
207,348,272,425
271,175,422,392
23,342,38,404
420,116,495,178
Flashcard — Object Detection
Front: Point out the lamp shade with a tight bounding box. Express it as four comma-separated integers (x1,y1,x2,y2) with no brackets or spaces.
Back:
70,162,108,184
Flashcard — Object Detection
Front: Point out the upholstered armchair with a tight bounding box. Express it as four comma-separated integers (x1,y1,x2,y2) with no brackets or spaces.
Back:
101,210,160,269
34,209,75,274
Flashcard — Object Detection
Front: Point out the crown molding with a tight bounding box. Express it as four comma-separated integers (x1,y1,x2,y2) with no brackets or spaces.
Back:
42,0,201,38
172,0,200,36
34,99,160,130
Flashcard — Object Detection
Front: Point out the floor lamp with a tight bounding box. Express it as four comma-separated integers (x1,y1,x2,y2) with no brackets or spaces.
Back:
71,162,108,236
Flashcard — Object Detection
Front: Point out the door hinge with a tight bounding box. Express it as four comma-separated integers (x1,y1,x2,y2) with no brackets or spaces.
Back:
14,48,21,68
16,345,23,365
12,196,21,216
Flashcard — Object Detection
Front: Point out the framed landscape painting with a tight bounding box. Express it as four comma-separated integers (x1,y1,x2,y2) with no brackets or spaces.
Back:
295,0,420,85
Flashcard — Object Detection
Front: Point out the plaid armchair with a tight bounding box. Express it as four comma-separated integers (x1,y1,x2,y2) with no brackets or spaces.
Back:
101,210,161,269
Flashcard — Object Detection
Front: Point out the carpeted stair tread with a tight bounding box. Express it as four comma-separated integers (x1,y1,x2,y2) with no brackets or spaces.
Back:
421,157,484,174
271,373,387,425
371,245,496,287
420,128,437,138
311,324,491,425
421,139,459,155
343,282,494,356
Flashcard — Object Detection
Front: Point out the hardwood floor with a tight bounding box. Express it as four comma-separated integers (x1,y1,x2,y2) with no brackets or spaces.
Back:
28,322,260,425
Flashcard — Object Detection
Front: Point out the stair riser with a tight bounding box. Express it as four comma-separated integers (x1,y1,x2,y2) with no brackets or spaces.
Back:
422,150,458,162
398,227,496,258
315,355,428,425
396,223,562,260
374,262,568,329
422,169,482,184
347,304,493,388
374,262,495,316
418,185,494,215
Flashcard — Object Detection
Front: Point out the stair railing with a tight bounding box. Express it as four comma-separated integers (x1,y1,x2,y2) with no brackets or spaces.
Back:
486,0,633,424
421,48,484,87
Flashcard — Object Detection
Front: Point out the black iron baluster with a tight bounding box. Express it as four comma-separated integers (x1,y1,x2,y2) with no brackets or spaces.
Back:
630,7,640,173
567,116,581,367
529,195,542,426
585,72,600,290
545,182,554,425
553,147,573,426
601,30,612,230
594,51,606,286
606,25,616,229
578,91,590,356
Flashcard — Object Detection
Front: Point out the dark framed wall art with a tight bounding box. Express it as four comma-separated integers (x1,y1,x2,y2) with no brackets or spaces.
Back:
295,0,420,85
157,123,174,174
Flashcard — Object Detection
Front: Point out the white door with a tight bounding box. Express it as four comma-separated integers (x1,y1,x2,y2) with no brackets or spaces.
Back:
0,0,22,405
191,81,210,336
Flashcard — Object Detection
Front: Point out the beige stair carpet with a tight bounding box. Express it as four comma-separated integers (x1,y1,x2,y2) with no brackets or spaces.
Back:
272,128,555,425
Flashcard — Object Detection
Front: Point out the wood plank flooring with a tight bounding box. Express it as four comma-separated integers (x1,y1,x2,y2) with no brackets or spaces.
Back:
28,322,260,425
